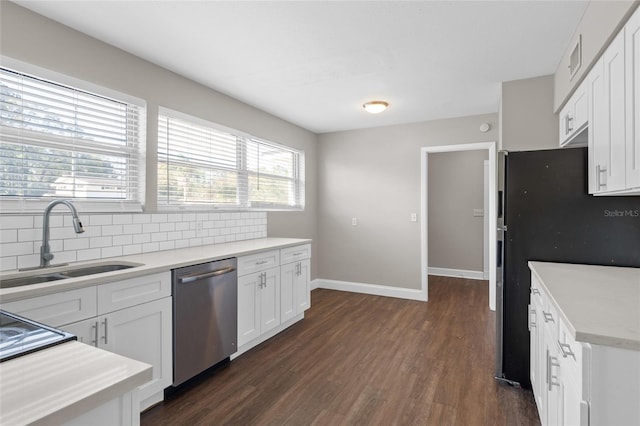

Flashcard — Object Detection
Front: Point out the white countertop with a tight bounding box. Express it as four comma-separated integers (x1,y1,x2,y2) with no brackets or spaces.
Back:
0,237,311,302
0,341,152,425
528,261,640,350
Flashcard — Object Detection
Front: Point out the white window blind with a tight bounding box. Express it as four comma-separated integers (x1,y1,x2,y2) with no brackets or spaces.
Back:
158,109,304,210
0,65,144,211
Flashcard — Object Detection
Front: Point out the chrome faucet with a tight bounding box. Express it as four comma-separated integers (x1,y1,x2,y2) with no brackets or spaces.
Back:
40,200,85,268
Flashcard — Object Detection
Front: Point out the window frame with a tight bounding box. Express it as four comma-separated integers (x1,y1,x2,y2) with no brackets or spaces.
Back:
157,107,305,212
0,57,146,214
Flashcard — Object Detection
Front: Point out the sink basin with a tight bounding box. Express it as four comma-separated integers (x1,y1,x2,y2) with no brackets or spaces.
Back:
0,274,67,289
0,262,142,289
58,264,137,278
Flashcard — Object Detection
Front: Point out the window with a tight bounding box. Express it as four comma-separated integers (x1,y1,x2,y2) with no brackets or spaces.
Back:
157,108,304,210
0,61,145,212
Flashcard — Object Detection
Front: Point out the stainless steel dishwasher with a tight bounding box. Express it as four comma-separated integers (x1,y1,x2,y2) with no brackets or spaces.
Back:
172,257,237,386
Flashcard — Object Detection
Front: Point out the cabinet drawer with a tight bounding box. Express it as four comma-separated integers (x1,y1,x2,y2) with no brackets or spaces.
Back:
238,250,280,276
97,272,171,315
280,244,311,264
1,286,97,327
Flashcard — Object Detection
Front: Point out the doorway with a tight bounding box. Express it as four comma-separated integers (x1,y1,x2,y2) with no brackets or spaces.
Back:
420,142,497,310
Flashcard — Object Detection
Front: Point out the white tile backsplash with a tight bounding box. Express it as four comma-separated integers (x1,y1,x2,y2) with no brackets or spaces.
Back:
0,211,267,272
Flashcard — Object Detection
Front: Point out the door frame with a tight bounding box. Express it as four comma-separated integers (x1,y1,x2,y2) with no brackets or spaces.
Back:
420,141,497,310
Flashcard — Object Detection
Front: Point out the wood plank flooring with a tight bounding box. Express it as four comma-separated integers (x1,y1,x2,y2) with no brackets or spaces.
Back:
142,276,540,425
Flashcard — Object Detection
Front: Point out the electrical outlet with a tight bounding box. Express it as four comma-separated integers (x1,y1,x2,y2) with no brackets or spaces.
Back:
410,213,417,222
351,217,358,226
196,220,203,234
473,209,484,217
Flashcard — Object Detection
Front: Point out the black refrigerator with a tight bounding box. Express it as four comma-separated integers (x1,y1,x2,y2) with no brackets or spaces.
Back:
495,147,640,388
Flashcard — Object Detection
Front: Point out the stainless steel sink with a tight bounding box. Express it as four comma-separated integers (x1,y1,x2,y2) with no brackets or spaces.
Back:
57,264,137,278
0,262,143,289
0,274,67,289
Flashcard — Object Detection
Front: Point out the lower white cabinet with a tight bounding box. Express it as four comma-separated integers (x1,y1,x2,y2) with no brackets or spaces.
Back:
529,272,640,426
1,272,173,413
280,258,310,323
237,266,281,347
64,297,172,410
236,243,312,355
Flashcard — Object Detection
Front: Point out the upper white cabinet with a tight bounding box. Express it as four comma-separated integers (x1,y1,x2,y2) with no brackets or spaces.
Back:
559,78,588,147
625,7,640,189
589,31,627,193
579,6,640,195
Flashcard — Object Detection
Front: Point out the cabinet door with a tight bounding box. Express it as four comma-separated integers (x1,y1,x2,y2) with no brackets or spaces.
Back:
626,7,640,188
295,259,311,314
260,267,281,335
590,57,606,193
280,263,297,323
529,303,541,410
101,297,172,408
62,317,98,346
604,30,627,192
238,273,261,347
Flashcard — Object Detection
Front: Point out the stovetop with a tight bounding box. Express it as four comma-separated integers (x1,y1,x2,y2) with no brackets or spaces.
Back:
0,310,76,363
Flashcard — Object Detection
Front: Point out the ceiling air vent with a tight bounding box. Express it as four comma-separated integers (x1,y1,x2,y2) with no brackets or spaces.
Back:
569,35,582,81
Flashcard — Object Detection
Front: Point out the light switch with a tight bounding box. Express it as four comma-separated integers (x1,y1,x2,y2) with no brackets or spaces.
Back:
351,217,358,226
410,213,417,222
473,209,484,217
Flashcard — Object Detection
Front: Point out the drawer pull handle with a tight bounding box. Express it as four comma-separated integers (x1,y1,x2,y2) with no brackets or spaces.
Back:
92,321,98,346
292,252,305,256
548,355,561,390
531,288,540,295
558,342,576,360
255,260,269,265
101,318,108,345
543,311,554,323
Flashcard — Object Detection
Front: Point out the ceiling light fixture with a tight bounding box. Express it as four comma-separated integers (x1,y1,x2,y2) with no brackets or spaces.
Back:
363,100,389,114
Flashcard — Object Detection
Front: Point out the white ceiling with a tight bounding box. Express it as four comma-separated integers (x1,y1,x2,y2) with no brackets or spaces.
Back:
14,1,589,134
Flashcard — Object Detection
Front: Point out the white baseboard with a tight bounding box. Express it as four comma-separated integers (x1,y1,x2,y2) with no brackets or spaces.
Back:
313,278,426,301
428,267,486,280
310,278,320,291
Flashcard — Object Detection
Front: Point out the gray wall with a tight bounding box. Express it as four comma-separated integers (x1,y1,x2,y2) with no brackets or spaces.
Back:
428,150,487,272
501,75,558,151
0,2,319,278
317,113,498,290
554,0,638,111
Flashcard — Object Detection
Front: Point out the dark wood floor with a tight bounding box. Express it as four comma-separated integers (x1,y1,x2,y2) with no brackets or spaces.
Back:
142,276,540,425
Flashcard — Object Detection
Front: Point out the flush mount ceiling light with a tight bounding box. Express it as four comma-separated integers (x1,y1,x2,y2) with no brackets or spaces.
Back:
362,100,389,114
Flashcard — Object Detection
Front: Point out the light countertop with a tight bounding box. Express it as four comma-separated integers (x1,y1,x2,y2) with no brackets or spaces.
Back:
528,261,640,350
0,237,311,302
0,341,152,425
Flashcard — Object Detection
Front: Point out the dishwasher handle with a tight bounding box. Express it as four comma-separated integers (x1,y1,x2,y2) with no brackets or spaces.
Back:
178,266,236,284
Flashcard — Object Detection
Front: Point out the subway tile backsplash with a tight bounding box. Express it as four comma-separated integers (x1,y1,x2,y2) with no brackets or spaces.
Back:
0,211,267,272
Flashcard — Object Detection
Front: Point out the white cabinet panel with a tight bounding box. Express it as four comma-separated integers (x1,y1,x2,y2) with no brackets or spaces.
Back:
102,297,172,407
280,244,311,264
62,317,98,346
97,272,170,315
237,273,261,347
296,259,311,314
559,79,589,147
237,250,280,276
259,267,280,335
1,286,97,327
280,262,297,324
626,7,640,188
